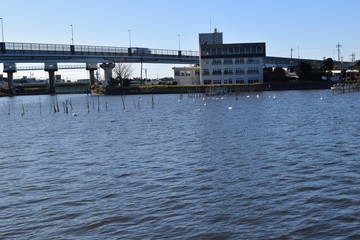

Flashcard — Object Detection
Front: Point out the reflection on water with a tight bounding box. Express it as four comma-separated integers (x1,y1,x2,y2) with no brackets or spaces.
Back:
0,90,359,239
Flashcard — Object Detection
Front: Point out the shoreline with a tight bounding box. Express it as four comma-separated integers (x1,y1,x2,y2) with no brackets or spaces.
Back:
1,81,332,97
104,81,332,95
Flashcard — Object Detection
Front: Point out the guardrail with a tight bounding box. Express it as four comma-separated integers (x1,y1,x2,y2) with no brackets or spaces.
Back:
1,42,199,58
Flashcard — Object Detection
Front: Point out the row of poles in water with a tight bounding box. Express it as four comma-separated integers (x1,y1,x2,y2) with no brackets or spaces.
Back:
2,94,157,116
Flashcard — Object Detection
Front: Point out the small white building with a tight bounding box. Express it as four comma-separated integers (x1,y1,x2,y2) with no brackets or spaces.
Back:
199,29,266,84
172,65,200,85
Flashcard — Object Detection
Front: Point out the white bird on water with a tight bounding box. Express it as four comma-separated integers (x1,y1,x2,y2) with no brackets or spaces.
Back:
228,106,233,110
72,113,77,116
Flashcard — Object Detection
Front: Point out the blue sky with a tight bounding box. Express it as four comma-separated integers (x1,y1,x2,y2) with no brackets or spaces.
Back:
1,0,360,79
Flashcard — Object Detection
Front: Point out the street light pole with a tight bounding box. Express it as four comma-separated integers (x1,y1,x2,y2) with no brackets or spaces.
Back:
0,18,4,42
128,30,131,48
70,24,74,45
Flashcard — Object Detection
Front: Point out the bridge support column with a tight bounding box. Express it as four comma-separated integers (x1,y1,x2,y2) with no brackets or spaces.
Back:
86,63,98,85
100,62,115,82
44,63,58,94
3,63,17,95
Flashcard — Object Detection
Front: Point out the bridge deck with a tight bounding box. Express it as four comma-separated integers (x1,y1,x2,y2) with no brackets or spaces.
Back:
0,42,199,64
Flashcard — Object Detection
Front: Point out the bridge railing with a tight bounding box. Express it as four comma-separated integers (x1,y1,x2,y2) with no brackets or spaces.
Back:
2,42,199,58
4,42,72,55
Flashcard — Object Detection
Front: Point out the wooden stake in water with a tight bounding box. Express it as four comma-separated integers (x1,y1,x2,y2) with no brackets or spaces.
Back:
97,95,100,112
21,101,25,116
121,95,126,110
151,94,155,108
137,97,141,109
133,97,137,109
86,97,90,113
69,98,73,110
39,97,42,114
55,97,60,112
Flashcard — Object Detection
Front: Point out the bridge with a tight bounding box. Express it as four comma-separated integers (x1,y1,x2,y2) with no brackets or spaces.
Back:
0,41,352,95
0,42,198,64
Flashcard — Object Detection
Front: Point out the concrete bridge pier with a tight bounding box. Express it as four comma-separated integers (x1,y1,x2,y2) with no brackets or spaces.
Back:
3,63,17,95
86,63,98,85
44,63,58,94
100,62,115,82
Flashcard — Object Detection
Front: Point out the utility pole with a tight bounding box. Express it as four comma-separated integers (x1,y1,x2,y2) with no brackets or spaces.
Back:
336,43,342,62
290,48,293,67
350,52,356,62
0,18,4,42
70,24,74,45
178,34,180,51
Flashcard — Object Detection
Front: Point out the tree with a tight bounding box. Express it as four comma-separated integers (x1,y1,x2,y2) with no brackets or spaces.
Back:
112,63,133,87
113,63,133,80
296,61,312,81
321,58,334,72
295,61,322,81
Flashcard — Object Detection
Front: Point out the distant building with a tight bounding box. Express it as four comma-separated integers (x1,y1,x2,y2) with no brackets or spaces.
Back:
14,76,37,84
199,29,266,84
77,79,91,83
172,65,200,85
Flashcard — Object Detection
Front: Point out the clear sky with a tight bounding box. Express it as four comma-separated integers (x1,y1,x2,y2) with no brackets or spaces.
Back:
1,0,360,80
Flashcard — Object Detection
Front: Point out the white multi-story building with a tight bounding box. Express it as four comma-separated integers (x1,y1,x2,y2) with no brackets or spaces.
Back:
172,65,200,85
199,30,266,84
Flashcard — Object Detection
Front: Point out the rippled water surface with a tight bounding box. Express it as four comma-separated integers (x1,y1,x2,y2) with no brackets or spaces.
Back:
1,90,359,239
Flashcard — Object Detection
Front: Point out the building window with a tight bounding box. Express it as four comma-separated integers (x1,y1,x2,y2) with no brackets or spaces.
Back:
236,78,245,84
175,70,180,76
234,47,240,54
222,48,228,55
240,47,245,54
223,59,233,65
204,80,211,84
247,67,260,74
235,58,245,64
212,69,222,75
247,58,260,64
202,48,211,56
229,48,234,55
257,46,264,54
203,69,210,75
212,59,222,65
235,68,245,75
229,78,233,84
195,70,200,75
223,79,228,84
224,68,234,75
213,80,222,84
248,78,259,83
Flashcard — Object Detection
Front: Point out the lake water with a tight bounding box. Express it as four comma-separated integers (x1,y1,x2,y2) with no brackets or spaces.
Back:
0,90,359,239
